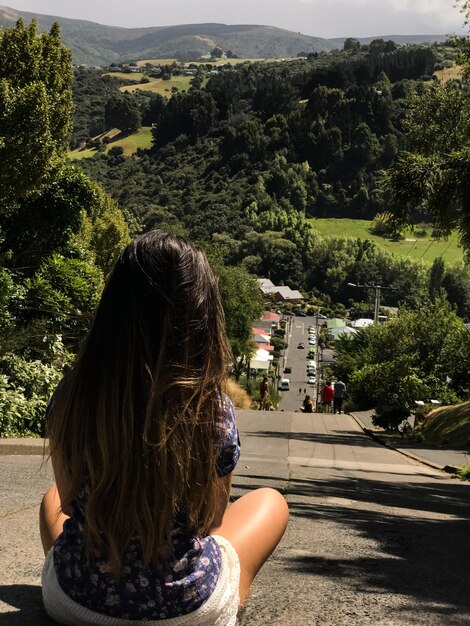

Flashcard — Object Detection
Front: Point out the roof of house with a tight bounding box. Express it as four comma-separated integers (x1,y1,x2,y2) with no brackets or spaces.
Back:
255,343,274,351
330,327,358,337
252,327,269,336
250,348,274,368
351,318,374,328
253,333,271,344
272,286,304,300
261,311,281,322
257,278,276,293
327,318,347,329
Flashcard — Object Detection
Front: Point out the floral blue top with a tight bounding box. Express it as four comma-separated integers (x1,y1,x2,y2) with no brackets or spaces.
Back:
52,396,240,620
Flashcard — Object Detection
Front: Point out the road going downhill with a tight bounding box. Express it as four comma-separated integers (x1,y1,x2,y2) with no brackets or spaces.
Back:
1,408,469,624
235,409,470,626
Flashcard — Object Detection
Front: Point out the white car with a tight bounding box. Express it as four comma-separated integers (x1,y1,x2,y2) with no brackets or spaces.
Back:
308,339,315,345
307,360,315,367
307,376,316,385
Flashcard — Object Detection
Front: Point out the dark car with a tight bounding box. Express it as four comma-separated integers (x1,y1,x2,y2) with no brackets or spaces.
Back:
284,366,292,373
297,342,305,349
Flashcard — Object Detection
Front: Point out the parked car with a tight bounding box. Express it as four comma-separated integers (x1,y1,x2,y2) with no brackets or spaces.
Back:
307,360,315,367
284,366,292,373
308,339,315,345
307,376,316,385
297,342,305,349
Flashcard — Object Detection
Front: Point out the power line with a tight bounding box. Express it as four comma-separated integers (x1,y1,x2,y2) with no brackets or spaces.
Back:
419,238,436,261
441,236,457,259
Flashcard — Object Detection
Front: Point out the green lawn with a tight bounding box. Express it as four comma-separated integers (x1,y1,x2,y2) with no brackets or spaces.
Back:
309,218,463,264
118,75,195,97
69,127,153,160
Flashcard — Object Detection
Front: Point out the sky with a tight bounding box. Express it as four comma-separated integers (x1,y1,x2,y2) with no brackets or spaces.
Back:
1,0,466,38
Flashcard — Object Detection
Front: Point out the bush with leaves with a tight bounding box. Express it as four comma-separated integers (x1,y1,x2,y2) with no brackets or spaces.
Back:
0,337,71,436
333,297,470,422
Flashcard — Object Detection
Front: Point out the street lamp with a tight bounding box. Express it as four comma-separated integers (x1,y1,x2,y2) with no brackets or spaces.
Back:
347,282,382,324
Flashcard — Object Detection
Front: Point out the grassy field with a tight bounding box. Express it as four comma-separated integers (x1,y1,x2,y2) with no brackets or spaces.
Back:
69,127,153,160
434,65,464,83
103,71,142,82
118,75,194,97
135,58,179,66
310,218,463,264
135,57,275,67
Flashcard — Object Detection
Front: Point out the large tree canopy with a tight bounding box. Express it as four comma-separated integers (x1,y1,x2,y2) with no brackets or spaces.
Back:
0,20,73,203
384,3,470,254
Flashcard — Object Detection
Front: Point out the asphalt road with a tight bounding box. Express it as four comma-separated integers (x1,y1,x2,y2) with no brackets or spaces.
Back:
236,410,470,626
279,315,322,412
2,409,470,625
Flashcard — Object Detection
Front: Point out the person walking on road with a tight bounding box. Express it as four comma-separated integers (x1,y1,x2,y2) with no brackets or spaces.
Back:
321,382,334,413
333,379,346,414
259,376,270,410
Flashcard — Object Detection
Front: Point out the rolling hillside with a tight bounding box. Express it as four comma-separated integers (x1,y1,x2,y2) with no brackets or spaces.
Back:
0,4,448,65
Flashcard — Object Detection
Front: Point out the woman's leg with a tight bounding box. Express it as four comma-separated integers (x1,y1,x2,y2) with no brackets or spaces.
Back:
39,484,69,555
214,487,289,606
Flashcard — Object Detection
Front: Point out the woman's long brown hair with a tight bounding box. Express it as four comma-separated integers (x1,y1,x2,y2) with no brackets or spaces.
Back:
47,231,232,574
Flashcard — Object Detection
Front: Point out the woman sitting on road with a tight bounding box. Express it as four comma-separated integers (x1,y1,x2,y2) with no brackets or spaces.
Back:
40,230,289,626
300,395,314,413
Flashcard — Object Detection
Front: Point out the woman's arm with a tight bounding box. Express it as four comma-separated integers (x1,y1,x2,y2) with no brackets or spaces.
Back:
50,449,73,516
210,472,232,530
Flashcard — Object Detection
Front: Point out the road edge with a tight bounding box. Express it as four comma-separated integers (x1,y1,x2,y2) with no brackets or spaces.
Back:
349,413,460,475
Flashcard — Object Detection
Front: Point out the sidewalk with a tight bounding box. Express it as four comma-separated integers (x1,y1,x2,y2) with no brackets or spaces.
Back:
350,410,469,474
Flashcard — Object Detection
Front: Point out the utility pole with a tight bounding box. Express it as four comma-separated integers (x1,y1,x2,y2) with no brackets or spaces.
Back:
373,285,381,324
347,282,382,324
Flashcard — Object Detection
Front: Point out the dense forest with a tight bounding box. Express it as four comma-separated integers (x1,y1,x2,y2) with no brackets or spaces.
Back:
74,40,470,315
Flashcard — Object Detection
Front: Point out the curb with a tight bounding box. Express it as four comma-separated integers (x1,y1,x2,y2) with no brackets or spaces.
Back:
0,438,47,455
349,413,460,475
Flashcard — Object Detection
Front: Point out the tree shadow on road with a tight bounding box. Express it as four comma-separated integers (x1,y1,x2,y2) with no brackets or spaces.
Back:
243,429,380,447
284,473,470,620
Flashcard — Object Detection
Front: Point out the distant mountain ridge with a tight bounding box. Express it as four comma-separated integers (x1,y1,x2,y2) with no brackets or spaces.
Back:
0,5,449,65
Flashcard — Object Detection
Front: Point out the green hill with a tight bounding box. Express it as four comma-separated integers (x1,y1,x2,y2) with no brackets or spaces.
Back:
0,6,335,64
0,5,449,66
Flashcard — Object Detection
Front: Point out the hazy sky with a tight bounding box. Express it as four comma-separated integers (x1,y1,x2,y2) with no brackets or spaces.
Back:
2,0,465,38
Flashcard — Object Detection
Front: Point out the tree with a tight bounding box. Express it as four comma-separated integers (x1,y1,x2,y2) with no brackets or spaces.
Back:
216,264,263,381
332,297,470,425
104,94,142,134
1,166,129,274
384,11,470,254
0,19,73,203
211,46,223,58
343,38,361,53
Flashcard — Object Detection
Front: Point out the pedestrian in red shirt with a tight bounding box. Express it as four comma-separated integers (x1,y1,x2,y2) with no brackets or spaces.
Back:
321,382,334,413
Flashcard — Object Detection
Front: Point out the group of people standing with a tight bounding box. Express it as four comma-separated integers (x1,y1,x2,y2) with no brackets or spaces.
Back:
299,379,346,413
321,379,346,414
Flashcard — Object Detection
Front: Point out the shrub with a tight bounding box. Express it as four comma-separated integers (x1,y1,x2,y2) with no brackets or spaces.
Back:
458,465,470,481
372,404,410,430
0,347,68,437
226,378,252,409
